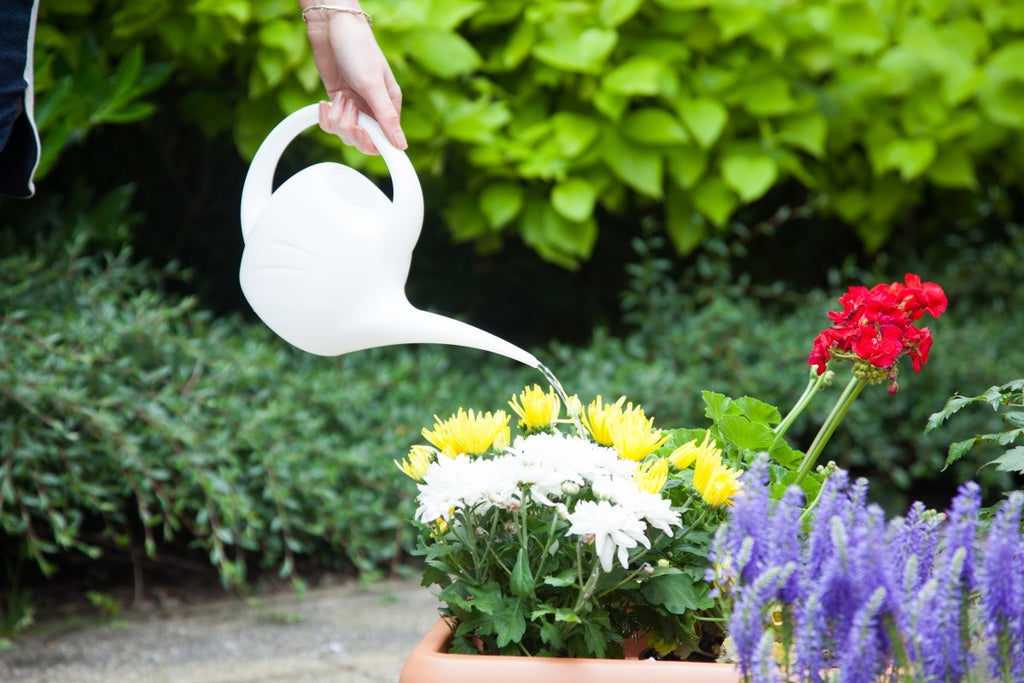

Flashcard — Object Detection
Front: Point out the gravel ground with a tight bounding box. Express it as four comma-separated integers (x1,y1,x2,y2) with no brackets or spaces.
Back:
0,578,440,683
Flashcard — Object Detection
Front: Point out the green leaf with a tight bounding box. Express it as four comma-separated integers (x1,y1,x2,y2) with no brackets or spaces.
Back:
943,438,977,471
991,446,1024,474
666,146,708,189
479,182,524,229
665,185,705,254
600,0,643,26
1003,412,1024,428
602,57,672,96
542,567,577,588
926,394,979,432
678,97,728,149
878,138,937,180
551,178,598,222
926,148,978,189
692,176,738,227
493,598,527,647
832,3,886,55
702,391,733,422
424,0,484,30
737,76,797,117
533,27,617,74
600,128,664,198
445,100,511,143
622,108,690,145
551,113,602,156
510,548,534,598
720,152,778,202
710,4,765,42
404,30,482,77
641,573,704,614
778,113,828,157
718,415,776,450
734,396,782,426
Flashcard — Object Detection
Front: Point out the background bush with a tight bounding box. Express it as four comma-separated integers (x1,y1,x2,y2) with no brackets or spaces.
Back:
22,0,1024,270
2,190,1020,596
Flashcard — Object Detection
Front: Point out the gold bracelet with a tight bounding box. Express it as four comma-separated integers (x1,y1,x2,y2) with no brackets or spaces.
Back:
301,5,373,26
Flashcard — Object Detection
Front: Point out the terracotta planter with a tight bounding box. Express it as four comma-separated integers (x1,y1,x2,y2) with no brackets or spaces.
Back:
400,619,741,682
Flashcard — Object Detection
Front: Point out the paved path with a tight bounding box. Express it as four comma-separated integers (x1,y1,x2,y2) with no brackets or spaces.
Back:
1,578,440,682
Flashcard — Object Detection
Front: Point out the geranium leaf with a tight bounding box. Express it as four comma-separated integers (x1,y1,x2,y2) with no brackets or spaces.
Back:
718,415,775,451
733,396,782,426
701,391,733,422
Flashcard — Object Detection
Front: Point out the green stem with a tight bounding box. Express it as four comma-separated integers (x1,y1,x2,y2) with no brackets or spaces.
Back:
573,562,602,614
774,369,829,443
794,375,868,486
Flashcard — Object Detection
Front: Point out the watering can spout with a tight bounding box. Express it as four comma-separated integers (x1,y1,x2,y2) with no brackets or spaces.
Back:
238,104,539,369
398,308,540,368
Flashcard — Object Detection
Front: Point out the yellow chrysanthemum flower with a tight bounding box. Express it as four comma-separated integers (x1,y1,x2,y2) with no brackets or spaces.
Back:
394,444,434,481
421,408,511,457
609,407,670,462
669,430,721,470
634,458,669,494
581,395,627,445
508,384,561,430
693,450,742,507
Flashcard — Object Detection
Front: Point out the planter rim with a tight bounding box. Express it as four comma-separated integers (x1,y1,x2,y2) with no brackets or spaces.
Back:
399,618,741,683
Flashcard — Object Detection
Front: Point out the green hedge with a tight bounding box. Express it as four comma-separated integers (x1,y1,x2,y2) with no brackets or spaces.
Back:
31,0,1024,267
3,186,1021,592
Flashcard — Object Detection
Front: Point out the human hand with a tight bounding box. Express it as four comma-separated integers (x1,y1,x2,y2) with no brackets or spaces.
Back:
301,2,406,154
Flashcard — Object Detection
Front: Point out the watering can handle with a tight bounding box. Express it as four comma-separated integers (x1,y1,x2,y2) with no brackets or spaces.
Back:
239,104,423,246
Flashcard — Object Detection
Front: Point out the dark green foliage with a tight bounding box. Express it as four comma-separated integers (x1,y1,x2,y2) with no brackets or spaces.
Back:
3,185,1022,588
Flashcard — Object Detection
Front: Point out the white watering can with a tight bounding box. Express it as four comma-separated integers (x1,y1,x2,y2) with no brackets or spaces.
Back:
239,104,539,368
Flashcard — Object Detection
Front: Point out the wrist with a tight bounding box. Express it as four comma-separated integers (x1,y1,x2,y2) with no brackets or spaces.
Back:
300,3,371,27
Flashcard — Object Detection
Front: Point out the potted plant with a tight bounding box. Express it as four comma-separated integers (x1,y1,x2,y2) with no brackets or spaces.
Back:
396,274,1018,682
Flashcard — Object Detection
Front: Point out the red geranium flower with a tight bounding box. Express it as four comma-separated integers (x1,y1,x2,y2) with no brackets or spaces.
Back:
808,274,947,392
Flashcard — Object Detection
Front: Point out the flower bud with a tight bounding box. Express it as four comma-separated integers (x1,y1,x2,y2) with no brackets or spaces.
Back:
561,481,581,496
641,562,655,577
579,533,595,546
503,522,517,534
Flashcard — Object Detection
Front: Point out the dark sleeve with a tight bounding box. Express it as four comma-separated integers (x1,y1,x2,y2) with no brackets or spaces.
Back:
0,0,41,198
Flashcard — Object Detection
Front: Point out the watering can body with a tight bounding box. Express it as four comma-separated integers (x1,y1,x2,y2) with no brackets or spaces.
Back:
239,104,538,368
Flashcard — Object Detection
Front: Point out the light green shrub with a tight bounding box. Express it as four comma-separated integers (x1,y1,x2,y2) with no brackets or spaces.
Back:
32,0,1024,266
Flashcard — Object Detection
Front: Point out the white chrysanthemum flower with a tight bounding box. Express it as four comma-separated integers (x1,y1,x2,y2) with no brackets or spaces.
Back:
592,476,680,536
509,433,635,504
416,454,524,523
567,499,650,572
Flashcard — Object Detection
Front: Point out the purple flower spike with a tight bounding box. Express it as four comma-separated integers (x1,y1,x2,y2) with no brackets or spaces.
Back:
943,481,981,590
837,586,888,683
769,485,806,603
724,455,773,582
912,547,972,682
793,590,829,683
978,491,1024,681
729,564,794,677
